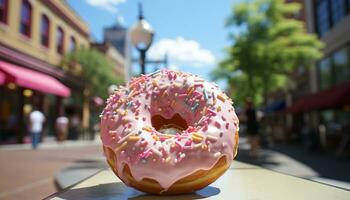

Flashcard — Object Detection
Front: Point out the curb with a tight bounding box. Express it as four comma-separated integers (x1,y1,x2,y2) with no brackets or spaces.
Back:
54,157,107,190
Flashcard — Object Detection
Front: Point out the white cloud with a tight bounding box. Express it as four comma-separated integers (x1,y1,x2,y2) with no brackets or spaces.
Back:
116,15,125,26
85,0,126,13
148,37,216,68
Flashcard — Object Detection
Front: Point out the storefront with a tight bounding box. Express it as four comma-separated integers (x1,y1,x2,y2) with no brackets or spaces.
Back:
286,81,350,151
0,60,71,144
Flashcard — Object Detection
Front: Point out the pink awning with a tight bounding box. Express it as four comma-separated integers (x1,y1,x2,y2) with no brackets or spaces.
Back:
0,61,71,97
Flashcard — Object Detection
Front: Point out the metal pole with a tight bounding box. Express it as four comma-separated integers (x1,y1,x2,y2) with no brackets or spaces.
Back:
140,49,146,74
17,87,24,143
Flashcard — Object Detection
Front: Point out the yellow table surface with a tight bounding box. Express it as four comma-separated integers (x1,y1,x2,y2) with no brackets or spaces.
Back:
47,161,350,200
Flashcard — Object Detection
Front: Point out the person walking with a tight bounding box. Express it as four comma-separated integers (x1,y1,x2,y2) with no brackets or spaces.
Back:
245,98,259,159
56,115,69,142
29,109,45,149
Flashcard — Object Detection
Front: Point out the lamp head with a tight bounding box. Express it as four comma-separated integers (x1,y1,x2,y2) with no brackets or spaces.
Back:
130,2,154,51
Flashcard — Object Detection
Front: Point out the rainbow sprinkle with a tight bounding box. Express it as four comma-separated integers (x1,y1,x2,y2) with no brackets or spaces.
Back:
115,141,128,152
217,94,226,102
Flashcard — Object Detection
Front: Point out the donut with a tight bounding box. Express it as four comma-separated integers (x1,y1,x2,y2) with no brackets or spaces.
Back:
100,69,239,194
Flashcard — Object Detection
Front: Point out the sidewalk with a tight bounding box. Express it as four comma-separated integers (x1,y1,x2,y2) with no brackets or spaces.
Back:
236,137,350,190
0,143,103,200
55,157,107,189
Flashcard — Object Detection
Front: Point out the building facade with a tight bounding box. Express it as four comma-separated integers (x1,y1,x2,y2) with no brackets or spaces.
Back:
0,0,89,67
103,22,131,81
0,0,90,143
287,0,350,152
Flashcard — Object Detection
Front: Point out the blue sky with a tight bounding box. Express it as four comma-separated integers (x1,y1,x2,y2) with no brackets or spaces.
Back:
68,0,238,87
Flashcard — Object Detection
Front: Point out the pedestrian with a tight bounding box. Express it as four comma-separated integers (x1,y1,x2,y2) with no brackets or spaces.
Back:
245,97,260,159
29,109,45,149
56,115,69,142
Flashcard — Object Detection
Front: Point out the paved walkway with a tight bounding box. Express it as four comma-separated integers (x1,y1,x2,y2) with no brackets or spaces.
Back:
0,142,103,200
236,138,350,190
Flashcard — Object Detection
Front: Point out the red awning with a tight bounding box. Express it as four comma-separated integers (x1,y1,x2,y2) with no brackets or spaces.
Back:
286,81,350,113
0,61,71,97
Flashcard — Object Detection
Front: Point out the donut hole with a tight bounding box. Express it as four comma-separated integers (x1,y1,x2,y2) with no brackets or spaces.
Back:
151,113,188,135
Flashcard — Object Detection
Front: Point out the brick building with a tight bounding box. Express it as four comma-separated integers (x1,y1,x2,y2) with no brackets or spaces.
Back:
0,0,90,143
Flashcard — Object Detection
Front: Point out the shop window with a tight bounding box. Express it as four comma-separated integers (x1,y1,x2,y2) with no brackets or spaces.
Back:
318,57,332,90
338,109,350,128
40,14,50,47
333,47,349,84
56,26,64,54
316,0,330,37
330,0,346,25
69,36,76,52
0,0,8,24
20,0,32,37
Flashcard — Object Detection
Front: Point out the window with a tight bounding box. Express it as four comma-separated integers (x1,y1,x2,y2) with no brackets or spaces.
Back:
69,36,76,52
40,14,50,47
20,0,32,37
330,0,346,25
56,26,64,54
333,47,349,84
316,0,330,37
318,57,332,90
0,0,8,24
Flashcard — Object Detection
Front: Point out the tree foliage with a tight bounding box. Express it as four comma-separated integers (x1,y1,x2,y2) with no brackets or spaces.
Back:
62,48,124,99
213,0,324,105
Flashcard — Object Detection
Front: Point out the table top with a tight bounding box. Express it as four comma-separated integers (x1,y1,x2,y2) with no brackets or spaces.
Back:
47,161,350,200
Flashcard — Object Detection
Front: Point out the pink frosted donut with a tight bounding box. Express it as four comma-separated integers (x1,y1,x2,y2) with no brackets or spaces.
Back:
100,69,239,194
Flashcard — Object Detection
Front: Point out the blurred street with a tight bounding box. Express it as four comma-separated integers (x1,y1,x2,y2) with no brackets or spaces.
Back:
0,142,102,200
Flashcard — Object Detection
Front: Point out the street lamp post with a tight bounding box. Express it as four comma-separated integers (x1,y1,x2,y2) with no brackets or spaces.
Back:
139,49,146,74
130,3,154,74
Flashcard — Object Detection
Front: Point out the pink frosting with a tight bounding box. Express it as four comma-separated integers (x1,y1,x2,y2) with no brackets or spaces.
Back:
100,69,239,193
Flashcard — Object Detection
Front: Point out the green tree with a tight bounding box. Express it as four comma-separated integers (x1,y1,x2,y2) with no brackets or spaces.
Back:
62,48,124,99
213,0,323,105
